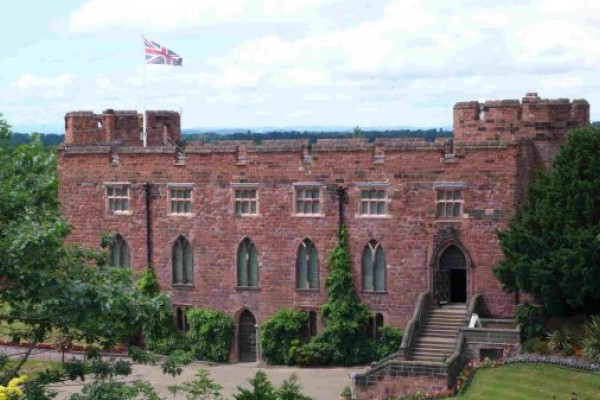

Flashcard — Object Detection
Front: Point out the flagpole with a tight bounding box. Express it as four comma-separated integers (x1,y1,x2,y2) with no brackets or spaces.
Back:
142,60,147,147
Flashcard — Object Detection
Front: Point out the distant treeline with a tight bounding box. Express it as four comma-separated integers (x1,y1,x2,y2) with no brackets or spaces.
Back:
184,128,453,144
10,133,64,148
9,129,453,148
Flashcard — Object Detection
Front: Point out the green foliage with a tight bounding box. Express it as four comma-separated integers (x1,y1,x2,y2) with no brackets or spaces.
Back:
233,371,312,400
582,314,600,361
233,370,277,400
136,267,161,295
522,338,550,355
494,126,600,316
168,369,223,400
275,373,312,400
0,113,10,144
375,326,403,359
515,303,545,341
186,309,234,362
298,226,375,366
547,327,576,354
70,380,163,400
260,309,307,365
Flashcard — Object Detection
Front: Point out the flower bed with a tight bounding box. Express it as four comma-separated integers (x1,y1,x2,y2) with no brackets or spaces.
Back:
0,339,126,354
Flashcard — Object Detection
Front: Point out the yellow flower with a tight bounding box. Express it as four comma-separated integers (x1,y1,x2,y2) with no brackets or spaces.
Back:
0,376,27,399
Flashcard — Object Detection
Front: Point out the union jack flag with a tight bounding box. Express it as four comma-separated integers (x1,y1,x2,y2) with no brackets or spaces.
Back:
144,37,182,66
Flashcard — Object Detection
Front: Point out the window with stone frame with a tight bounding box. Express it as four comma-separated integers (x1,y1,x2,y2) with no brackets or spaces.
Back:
109,234,130,268
358,185,389,216
296,239,319,289
169,186,193,214
172,236,193,285
294,185,322,215
105,183,130,213
362,240,386,292
233,185,258,215
237,238,259,287
436,188,462,219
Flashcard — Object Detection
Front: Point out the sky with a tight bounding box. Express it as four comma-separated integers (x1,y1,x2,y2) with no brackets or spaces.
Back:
0,0,599,132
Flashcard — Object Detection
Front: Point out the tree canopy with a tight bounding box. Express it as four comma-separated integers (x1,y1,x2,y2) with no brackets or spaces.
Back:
494,127,600,316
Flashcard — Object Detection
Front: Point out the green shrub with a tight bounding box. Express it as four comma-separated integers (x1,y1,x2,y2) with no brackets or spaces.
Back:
186,308,234,362
233,370,277,400
583,314,600,361
297,226,375,366
260,309,307,365
547,327,575,354
516,303,545,341
522,337,550,355
375,325,403,359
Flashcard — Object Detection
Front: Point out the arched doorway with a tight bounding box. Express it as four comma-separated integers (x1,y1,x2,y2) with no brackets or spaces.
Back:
436,245,468,304
238,310,257,362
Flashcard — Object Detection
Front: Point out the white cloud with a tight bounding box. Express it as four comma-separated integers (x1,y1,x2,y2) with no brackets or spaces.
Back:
13,73,73,91
64,0,329,33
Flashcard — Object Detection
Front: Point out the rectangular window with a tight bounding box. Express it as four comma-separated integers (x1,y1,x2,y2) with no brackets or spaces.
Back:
106,184,130,213
234,188,258,215
169,186,193,214
359,189,387,215
436,189,462,218
295,187,321,215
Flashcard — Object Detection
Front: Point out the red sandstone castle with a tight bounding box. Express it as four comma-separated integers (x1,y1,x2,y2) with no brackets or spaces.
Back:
58,93,590,365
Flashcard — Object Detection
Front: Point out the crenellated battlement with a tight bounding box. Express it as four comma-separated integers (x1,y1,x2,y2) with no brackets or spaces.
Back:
64,109,181,146
454,92,589,142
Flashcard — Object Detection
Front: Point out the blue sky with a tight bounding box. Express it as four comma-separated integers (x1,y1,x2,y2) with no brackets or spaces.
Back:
1,0,598,132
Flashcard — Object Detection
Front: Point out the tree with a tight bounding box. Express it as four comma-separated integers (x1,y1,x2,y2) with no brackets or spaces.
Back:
494,127,600,316
297,227,374,365
0,114,182,398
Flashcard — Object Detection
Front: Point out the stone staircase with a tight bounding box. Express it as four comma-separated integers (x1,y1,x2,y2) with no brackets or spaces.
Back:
410,303,467,363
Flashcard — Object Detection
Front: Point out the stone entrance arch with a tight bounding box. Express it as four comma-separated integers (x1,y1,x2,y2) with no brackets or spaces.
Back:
238,309,257,362
432,242,471,304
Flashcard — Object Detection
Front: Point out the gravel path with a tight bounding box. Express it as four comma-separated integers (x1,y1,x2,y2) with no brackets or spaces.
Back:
2,346,359,400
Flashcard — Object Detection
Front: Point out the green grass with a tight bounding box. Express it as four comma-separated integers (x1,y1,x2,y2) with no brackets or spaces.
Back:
456,364,600,399
5,359,63,377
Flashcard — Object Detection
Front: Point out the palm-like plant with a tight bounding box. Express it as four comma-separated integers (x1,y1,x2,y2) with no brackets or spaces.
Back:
582,315,600,361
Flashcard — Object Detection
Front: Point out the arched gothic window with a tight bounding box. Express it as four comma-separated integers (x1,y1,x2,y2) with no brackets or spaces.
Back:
362,240,386,292
110,234,130,268
237,238,258,287
172,236,193,284
296,239,319,289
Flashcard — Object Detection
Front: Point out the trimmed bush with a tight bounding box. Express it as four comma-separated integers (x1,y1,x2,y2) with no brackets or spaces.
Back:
260,309,308,365
375,325,403,359
186,308,234,362
516,303,545,341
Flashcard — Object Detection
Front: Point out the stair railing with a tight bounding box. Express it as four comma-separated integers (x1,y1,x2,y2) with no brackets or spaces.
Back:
445,330,467,386
398,290,432,360
465,293,488,323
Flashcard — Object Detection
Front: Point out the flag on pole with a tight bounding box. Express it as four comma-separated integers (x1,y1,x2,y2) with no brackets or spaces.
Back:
144,37,182,66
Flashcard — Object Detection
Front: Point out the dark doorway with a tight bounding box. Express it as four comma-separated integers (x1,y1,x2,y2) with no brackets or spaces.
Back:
436,245,468,304
450,268,467,303
238,310,257,362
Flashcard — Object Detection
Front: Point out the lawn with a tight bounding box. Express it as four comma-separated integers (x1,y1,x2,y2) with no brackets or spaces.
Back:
456,364,600,399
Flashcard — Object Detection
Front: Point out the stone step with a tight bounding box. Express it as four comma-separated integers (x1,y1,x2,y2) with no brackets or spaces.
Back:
415,336,456,344
423,330,460,338
413,342,455,351
412,349,453,359
411,354,446,362
423,320,464,327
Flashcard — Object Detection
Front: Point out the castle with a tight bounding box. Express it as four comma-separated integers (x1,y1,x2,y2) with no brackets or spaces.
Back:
57,93,589,372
